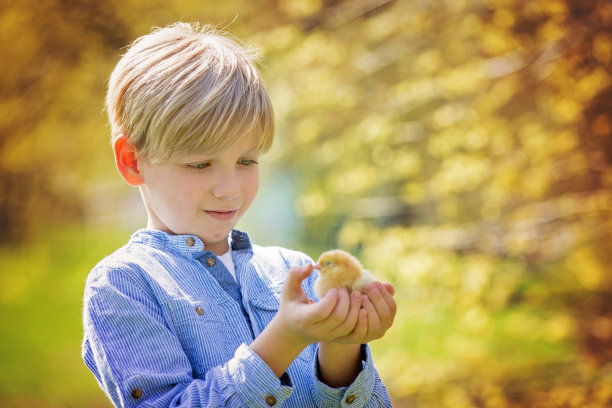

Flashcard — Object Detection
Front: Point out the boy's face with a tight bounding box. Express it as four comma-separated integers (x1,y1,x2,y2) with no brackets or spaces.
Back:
136,134,260,255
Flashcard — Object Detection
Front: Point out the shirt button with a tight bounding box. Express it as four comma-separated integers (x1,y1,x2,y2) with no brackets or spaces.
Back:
345,395,356,404
195,307,204,316
132,388,143,399
265,395,277,406
206,257,216,267
186,237,195,247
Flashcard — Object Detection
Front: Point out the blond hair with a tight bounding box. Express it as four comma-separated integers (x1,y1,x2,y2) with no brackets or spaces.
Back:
106,22,274,162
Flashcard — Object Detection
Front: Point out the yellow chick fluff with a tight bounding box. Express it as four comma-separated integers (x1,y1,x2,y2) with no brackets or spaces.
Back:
314,249,377,298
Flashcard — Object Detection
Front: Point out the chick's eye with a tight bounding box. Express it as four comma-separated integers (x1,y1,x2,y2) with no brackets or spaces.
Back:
324,260,333,266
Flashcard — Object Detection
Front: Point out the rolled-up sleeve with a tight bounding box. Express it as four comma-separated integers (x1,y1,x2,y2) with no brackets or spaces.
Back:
82,266,293,407
311,344,391,408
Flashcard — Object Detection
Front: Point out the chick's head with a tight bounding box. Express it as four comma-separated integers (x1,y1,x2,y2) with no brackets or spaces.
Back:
316,249,363,281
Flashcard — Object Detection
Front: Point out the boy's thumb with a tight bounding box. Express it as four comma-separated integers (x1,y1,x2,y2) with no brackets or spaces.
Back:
284,264,313,295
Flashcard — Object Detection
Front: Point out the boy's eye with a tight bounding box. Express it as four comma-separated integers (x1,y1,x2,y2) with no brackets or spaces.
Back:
189,162,210,170
238,159,258,166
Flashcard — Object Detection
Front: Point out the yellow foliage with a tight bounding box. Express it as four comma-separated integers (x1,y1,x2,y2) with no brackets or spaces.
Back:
566,247,606,289
400,181,428,204
480,25,520,56
575,68,611,102
294,119,321,146
456,14,484,42
259,25,300,52
413,50,443,75
473,78,519,114
356,114,393,143
278,0,322,18
436,61,487,97
295,189,329,216
492,8,515,29
393,78,438,107
537,20,566,42
328,165,378,195
430,153,491,195
593,32,612,65
391,150,422,178
429,103,470,129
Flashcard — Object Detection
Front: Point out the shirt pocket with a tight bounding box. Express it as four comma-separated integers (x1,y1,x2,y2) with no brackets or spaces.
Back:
248,288,311,362
166,298,233,376
247,285,281,334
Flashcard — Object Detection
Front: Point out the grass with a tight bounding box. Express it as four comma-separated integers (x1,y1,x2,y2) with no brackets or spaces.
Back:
0,225,128,407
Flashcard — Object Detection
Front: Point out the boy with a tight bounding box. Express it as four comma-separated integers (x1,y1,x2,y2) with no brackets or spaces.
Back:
82,22,396,407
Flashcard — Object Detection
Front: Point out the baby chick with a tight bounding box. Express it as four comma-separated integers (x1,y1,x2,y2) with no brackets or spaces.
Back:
314,249,377,298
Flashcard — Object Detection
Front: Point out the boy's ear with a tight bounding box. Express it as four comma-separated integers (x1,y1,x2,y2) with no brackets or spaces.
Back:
113,135,145,186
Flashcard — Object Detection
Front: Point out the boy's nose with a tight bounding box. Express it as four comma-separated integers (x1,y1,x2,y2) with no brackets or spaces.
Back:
212,170,241,200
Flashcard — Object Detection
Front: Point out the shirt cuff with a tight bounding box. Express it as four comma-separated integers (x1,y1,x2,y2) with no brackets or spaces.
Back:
227,343,294,407
312,344,375,408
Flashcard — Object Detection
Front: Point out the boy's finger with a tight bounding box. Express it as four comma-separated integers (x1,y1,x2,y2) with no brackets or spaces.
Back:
366,283,391,319
324,288,352,332
382,282,395,296
373,283,396,330
334,291,362,336
283,264,313,299
363,295,381,339
379,284,397,319
350,308,368,341
307,288,339,324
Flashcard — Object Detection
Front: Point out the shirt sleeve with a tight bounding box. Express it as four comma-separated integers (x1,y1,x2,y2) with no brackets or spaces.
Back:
310,344,392,408
82,266,293,408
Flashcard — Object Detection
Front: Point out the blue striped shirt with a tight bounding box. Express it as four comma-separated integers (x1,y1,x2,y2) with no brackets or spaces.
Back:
82,229,392,407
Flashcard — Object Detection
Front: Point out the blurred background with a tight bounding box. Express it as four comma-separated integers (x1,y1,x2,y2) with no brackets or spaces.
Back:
1,0,611,406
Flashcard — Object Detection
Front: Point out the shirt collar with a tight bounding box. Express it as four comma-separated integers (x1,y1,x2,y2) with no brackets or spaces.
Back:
129,228,252,258
230,229,251,250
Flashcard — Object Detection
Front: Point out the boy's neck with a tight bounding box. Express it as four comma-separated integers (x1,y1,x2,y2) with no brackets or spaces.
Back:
143,219,231,255
205,239,230,256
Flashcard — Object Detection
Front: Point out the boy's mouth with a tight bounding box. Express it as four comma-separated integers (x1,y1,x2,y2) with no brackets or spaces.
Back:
205,210,238,221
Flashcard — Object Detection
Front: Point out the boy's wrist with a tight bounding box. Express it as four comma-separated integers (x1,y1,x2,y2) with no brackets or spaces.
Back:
250,315,309,378
317,342,363,388
318,341,362,356
269,314,311,352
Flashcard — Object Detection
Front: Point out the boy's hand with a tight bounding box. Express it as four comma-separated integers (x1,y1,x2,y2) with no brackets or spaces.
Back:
329,282,396,344
272,264,363,347
251,264,395,379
